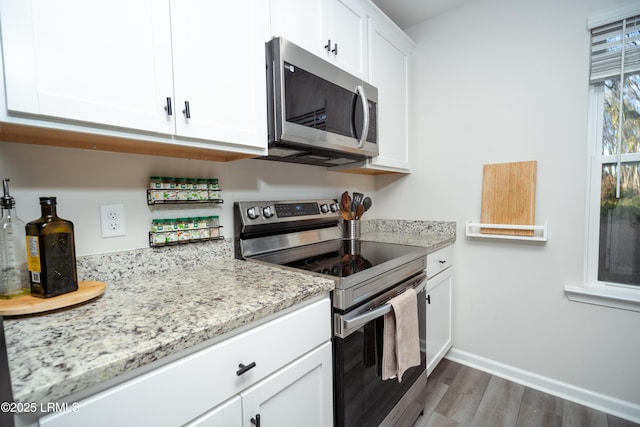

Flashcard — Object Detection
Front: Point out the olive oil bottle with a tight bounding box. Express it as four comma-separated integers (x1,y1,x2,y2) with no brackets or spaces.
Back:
25,197,78,298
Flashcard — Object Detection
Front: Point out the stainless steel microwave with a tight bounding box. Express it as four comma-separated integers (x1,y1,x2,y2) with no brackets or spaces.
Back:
261,37,378,167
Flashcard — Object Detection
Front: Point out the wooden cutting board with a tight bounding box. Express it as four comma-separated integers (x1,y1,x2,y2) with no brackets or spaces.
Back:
481,160,537,236
0,281,106,316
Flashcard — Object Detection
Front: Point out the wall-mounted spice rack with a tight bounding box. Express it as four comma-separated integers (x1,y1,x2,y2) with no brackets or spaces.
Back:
149,216,223,247
147,176,223,205
147,176,224,247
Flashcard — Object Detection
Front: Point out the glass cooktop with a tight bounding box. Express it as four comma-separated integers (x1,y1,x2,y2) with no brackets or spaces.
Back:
252,239,426,279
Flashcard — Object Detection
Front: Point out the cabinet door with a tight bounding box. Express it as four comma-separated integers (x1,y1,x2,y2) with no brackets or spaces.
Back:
170,0,267,149
426,269,453,376
269,0,325,57
326,0,366,77
366,13,414,172
185,396,242,427
269,0,365,77
0,0,175,134
241,342,333,427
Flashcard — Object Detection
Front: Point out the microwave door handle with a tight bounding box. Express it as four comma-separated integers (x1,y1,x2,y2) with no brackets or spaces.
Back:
356,85,369,148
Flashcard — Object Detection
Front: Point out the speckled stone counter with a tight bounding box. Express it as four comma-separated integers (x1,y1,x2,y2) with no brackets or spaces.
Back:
361,219,456,252
4,243,334,404
3,219,454,407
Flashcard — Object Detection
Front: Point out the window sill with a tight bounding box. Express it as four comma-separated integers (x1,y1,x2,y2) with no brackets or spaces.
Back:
564,285,640,312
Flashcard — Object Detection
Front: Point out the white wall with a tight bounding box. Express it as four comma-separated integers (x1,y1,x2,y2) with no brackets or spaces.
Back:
0,141,375,256
374,0,640,410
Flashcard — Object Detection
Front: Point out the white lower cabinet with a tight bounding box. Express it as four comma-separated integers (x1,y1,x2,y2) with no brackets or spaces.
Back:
38,299,332,427
241,342,333,427
187,342,333,427
426,246,454,376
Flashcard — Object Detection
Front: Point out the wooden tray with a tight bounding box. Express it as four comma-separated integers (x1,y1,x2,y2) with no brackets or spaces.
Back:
0,281,106,316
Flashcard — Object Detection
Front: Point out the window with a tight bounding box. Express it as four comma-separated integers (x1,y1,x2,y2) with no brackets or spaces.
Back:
566,5,640,310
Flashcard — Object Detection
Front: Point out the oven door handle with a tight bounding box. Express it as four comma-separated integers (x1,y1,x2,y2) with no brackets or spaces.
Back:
336,273,426,338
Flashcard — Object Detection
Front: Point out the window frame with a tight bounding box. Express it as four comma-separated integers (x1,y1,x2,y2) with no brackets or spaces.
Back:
565,3,640,311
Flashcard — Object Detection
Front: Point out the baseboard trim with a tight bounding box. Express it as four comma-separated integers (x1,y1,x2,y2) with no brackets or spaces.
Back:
445,348,640,424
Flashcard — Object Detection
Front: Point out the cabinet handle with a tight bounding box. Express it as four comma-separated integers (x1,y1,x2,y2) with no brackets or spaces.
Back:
236,361,256,376
251,414,261,427
324,39,332,52
331,43,338,55
182,101,191,119
427,294,431,304
438,260,447,264
164,97,173,116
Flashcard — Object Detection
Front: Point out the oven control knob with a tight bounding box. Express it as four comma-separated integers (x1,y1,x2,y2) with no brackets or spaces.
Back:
262,206,274,218
247,206,261,220
320,203,329,213
329,202,338,212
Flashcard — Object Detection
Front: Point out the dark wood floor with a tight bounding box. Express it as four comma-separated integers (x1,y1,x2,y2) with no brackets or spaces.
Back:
412,359,639,427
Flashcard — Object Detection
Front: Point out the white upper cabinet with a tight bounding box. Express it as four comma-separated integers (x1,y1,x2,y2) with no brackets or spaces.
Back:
269,0,325,55
329,2,415,174
269,0,366,78
364,9,414,172
171,0,267,148
0,0,267,155
325,0,367,77
0,0,175,134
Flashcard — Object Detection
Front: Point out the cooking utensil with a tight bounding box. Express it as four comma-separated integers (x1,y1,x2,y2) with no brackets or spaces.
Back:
341,191,351,212
340,206,352,221
355,203,365,220
362,197,372,212
352,192,364,206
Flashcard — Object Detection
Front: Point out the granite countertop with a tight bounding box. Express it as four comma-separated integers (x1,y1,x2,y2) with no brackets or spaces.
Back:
3,218,456,407
3,258,335,404
361,219,456,253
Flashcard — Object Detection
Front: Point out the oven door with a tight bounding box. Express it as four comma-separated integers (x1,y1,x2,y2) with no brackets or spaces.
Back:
333,273,427,427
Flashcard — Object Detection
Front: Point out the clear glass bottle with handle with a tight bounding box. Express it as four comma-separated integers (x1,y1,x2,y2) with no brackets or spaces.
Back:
25,197,78,298
0,178,30,298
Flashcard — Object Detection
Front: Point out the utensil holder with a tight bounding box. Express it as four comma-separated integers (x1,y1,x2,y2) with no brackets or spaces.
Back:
345,220,361,240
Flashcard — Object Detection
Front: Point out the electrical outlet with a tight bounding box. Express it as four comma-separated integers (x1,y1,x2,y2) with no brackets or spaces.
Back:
100,204,126,238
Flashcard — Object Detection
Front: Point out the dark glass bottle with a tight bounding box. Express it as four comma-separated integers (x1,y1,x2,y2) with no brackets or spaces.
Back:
25,197,78,298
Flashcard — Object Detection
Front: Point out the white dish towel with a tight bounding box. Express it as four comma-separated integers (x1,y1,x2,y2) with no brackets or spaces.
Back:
382,288,420,382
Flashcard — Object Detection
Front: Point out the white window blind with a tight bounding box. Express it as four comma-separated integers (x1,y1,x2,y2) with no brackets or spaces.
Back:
590,14,640,84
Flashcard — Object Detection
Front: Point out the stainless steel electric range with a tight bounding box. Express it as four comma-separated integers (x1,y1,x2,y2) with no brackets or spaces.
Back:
234,199,428,427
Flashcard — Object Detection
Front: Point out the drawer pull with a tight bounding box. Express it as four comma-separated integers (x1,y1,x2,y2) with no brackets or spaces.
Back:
236,361,256,376
438,260,447,264
251,414,261,427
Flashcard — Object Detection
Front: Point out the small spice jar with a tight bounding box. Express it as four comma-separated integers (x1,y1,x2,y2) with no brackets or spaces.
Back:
149,176,164,202
197,178,209,201
208,178,220,200
186,178,199,201
176,218,190,242
164,219,178,243
162,177,177,202
175,177,189,201
209,216,220,237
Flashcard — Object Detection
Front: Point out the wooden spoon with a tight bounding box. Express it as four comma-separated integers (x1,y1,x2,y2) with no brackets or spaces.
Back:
340,206,353,220
340,191,351,211
355,203,365,220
